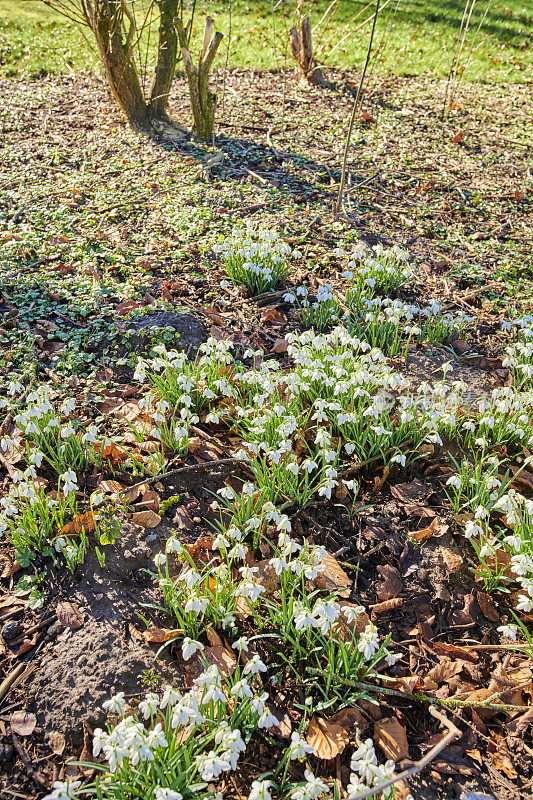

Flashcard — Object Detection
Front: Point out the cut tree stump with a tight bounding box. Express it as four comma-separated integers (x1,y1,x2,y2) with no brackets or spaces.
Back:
174,16,223,142
290,15,326,87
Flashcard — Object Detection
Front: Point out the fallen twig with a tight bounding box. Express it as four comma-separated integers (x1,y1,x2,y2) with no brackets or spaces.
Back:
118,456,246,497
349,706,461,800
9,614,57,648
10,731,49,790
0,663,26,705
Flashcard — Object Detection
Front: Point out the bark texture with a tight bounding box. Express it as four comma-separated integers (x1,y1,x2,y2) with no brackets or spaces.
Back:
289,15,326,87
174,16,223,142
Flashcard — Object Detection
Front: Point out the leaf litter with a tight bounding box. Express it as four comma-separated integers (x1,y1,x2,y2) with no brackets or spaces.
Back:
0,66,532,800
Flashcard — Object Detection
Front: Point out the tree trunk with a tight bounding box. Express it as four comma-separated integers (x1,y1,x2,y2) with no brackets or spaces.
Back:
174,16,223,142
87,0,150,130
290,15,326,87
149,0,179,119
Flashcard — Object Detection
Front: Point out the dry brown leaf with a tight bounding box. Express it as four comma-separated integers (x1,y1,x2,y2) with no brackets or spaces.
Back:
143,625,182,644
327,706,368,735
131,510,161,528
98,479,126,495
10,710,36,737
0,554,21,579
261,308,286,324
371,598,404,615
507,706,533,738
488,735,517,779
173,506,195,530
272,338,288,354
440,546,464,574
433,641,478,663
376,564,403,601
314,552,351,595
374,717,409,761
254,559,281,595
306,715,351,760
59,511,95,539
48,730,66,755
409,517,448,542
476,591,499,622
266,701,292,737
424,659,462,687
128,623,145,643
373,464,390,493
57,601,84,630
136,489,160,513
100,443,129,467
389,676,420,694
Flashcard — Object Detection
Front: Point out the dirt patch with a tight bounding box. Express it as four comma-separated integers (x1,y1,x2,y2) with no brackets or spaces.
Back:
23,523,178,751
406,349,497,405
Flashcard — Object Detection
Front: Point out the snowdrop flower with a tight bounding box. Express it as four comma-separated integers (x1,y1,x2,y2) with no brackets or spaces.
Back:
249,779,272,800
182,638,204,661
243,655,267,676
60,425,76,438
497,624,518,641
195,751,231,781
138,692,159,719
357,623,380,660
92,728,107,757
160,685,182,709
153,553,167,569
147,722,168,750
103,692,126,716
232,636,249,653
60,470,78,495
258,708,278,729
288,730,314,760
166,537,183,555
154,789,183,800
231,678,253,699
130,742,154,766
446,475,462,489
185,596,209,614
342,605,365,624
42,780,81,800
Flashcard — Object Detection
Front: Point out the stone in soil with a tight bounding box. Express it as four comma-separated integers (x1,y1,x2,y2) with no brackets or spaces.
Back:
125,311,207,357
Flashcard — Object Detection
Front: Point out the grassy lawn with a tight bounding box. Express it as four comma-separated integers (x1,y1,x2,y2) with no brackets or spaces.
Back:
0,0,531,81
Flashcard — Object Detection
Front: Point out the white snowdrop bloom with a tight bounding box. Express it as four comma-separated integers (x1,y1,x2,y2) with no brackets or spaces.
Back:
146,722,168,750
171,694,204,728
103,692,126,716
288,730,314,760
446,475,462,489
243,655,267,675
42,780,82,800
516,595,533,612
154,789,183,800
181,638,204,661
232,636,249,653
160,685,182,709
357,623,380,660
166,537,183,554
92,728,108,757
185,596,209,614
61,398,76,416
249,780,272,800
138,692,159,719
497,624,518,641
60,425,76,438
294,603,316,631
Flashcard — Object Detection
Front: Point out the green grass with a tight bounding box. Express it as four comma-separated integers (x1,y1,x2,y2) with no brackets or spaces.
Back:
0,0,531,81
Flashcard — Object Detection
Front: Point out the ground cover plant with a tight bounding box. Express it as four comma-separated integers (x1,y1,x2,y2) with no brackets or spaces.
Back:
0,2,533,799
